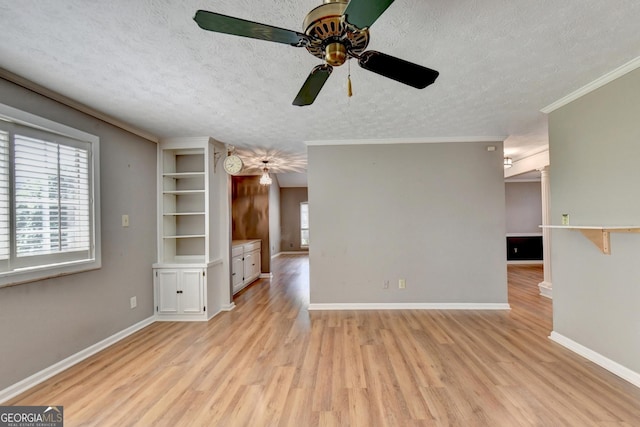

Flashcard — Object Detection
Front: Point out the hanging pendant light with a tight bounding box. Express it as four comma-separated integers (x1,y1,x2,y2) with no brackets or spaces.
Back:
260,160,272,185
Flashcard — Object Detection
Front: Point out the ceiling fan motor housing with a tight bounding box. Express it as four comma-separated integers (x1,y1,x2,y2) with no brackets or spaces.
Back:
303,0,369,66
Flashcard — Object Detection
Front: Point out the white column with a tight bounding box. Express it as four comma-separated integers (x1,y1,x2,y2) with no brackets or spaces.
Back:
538,166,552,298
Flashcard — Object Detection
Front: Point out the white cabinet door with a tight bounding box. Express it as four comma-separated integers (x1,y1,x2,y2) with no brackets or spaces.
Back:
180,269,204,313
253,250,261,279
232,255,244,293
155,268,203,315
243,251,254,283
249,249,261,281
156,269,179,313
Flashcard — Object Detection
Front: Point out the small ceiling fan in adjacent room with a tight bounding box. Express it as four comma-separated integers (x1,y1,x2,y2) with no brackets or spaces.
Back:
193,0,439,106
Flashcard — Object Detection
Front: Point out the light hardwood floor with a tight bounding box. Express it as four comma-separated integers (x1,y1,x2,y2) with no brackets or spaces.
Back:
7,256,640,426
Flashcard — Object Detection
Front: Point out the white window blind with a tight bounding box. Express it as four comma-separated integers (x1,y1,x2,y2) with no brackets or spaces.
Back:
14,135,90,257
0,131,9,261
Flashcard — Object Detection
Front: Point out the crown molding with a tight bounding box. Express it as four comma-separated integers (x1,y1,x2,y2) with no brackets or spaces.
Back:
305,136,507,146
504,150,549,179
541,56,640,114
505,178,541,183
0,67,159,143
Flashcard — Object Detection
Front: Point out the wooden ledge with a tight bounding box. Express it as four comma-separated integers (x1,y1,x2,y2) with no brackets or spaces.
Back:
540,226,640,254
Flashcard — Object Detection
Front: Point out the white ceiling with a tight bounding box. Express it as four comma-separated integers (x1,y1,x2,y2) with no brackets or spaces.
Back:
1,0,639,171
275,172,309,188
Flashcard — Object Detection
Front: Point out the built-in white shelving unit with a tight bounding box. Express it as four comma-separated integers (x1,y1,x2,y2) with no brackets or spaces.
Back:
153,137,230,321
159,147,207,264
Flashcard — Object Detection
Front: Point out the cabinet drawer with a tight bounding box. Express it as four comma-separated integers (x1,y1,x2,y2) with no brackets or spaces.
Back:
244,241,261,252
232,245,244,257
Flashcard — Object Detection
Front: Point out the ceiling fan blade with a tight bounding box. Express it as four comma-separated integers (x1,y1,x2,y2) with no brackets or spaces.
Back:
194,10,311,46
343,0,395,29
358,50,439,89
292,65,333,106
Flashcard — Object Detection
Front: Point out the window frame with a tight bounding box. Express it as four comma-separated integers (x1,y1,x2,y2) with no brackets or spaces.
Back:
0,103,101,288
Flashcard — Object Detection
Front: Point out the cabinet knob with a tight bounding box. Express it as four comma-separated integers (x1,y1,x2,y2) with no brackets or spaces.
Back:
177,290,183,294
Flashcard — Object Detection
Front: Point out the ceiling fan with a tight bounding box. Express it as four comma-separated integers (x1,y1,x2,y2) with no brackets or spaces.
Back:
194,0,439,106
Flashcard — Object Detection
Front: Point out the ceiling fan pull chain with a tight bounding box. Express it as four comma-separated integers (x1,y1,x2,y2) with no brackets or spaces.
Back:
347,59,353,98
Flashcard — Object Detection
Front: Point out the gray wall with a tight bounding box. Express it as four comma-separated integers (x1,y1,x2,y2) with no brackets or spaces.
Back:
280,187,309,252
505,181,542,234
549,67,640,373
308,142,507,304
269,177,281,258
0,79,157,390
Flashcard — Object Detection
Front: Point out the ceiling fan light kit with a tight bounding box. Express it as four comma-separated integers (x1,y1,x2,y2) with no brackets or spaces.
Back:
193,0,439,106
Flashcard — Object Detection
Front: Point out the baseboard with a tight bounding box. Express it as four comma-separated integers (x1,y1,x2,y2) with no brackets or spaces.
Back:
507,260,543,265
538,281,553,299
155,315,209,322
549,331,640,389
277,251,309,256
0,316,155,404
259,273,271,279
308,303,511,311
220,302,236,311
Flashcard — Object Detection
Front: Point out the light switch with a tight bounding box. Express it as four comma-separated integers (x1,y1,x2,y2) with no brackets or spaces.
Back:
122,214,129,227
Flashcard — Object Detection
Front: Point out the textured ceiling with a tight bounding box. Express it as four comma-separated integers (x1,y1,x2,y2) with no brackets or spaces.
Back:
1,0,639,166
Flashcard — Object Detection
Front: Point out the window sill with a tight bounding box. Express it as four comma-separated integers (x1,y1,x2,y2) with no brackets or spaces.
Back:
0,259,101,289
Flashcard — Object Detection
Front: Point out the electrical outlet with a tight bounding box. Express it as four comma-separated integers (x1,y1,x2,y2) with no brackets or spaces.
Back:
130,296,137,309
399,279,406,289
122,214,129,227
383,280,389,289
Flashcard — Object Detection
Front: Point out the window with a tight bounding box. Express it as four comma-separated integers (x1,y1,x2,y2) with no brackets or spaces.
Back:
0,103,100,287
0,132,9,263
300,202,309,247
